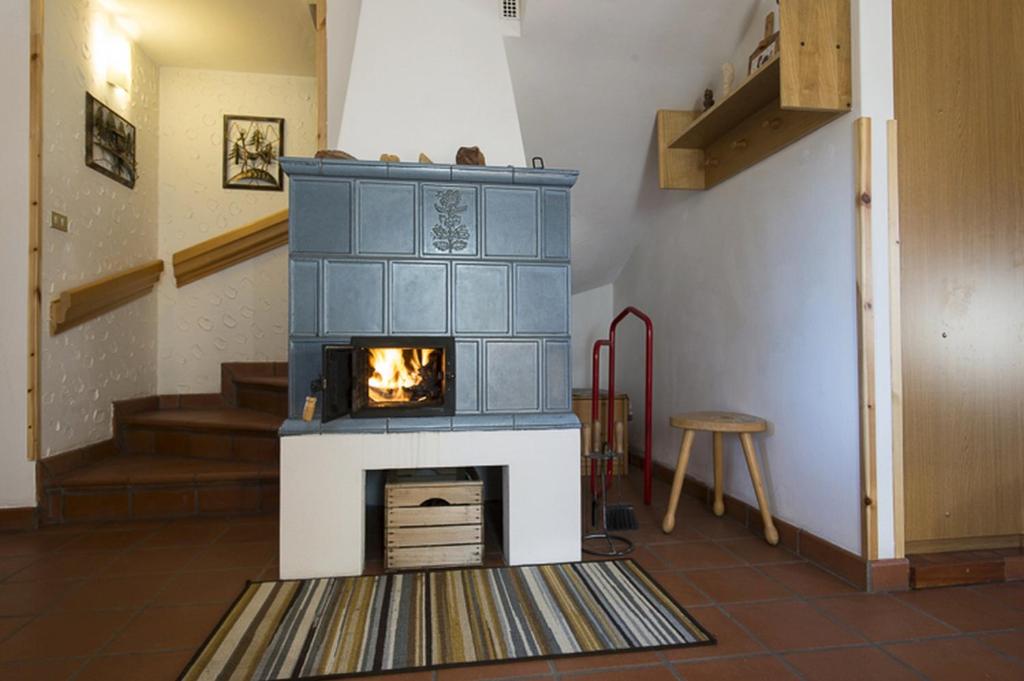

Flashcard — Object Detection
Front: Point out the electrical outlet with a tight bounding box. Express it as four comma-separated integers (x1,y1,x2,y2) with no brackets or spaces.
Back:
50,211,69,232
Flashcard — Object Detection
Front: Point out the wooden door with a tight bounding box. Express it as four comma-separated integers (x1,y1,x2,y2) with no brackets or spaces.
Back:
894,0,1024,553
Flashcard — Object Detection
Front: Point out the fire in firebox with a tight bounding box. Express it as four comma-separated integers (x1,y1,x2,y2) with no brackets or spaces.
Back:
367,347,443,405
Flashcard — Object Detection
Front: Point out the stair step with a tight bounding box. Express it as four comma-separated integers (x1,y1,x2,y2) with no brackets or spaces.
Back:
122,408,282,434
41,455,277,524
234,376,288,391
49,454,277,487
119,408,281,463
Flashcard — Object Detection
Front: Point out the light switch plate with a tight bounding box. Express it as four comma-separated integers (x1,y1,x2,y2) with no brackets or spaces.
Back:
50,211,69,232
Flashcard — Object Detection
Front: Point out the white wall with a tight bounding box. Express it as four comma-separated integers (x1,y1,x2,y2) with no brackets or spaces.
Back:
0,0,36,507
571,285,613,390
41,0,160,456
325,0,361,150
156,68,316,393
613,0,895,555
337,0,525,165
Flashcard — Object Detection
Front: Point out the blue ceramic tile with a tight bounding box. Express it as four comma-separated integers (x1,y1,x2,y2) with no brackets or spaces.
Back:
320,417,388,434
390,262,448,334
452,414,515,431
455,340,480,413
357,182,416,255
513,413,581,430
387,417,453,432
323,261,385,334
454,264,509,334
483,187,539,258
484,340,540,412
514,264,569,334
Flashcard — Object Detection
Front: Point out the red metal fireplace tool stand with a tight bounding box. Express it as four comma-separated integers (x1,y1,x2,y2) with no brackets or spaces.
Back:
590,306,654,506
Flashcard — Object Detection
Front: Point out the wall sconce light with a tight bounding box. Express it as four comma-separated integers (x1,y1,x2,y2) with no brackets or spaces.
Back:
91,11,132,94
105,33,131,92
106,64,129,92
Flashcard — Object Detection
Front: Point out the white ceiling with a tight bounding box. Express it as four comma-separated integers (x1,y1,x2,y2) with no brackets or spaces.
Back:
111,0,315,76
505,0,757,292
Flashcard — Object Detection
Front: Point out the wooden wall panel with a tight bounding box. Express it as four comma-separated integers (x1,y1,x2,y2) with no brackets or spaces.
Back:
894,0,1024,550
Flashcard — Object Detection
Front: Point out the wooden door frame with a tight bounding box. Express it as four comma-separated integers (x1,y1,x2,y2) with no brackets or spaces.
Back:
315,0,327,149
887,120,905,559
28,0,43,463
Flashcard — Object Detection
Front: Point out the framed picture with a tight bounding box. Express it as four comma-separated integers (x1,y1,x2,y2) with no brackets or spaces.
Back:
223,115,285,191
85,92,136,189
748,10,780,76
748,38,778,75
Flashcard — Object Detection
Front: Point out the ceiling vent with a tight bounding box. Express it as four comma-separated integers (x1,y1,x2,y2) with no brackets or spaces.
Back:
500,0,522,37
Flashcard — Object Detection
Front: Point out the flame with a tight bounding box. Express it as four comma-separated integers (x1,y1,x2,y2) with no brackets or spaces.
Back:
367,347,440,404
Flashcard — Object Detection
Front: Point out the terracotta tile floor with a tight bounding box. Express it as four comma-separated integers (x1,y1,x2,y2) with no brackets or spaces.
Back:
0,477,1021,680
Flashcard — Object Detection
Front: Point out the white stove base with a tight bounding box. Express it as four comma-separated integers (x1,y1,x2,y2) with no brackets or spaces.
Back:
279,428,581,578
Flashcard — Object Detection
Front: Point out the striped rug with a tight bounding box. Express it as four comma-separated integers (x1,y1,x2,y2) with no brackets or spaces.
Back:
180,560,713,680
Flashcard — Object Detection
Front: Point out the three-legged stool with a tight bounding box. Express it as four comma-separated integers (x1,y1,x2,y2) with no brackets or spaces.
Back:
661,411,779,545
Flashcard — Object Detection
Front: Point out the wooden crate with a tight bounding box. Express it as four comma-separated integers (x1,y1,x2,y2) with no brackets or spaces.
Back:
384,468,483,571
573,390,630,475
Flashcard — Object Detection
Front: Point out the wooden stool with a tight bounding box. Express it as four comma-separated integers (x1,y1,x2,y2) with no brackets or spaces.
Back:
662,411,779,545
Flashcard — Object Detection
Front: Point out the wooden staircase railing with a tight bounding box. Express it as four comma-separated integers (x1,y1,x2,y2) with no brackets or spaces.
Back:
172,209,289,287
49,259,164,335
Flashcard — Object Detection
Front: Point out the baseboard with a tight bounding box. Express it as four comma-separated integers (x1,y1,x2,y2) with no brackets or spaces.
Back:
638,457,870,590
37,438,117,481
868,558,910,592
0,506,37,532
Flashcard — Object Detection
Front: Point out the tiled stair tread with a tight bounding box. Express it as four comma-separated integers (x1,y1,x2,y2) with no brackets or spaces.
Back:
123,407,283,433
48,455,277,487
235,376,288,390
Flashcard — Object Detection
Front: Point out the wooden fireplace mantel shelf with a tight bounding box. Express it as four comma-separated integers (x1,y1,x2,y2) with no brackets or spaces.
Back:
657,0,852,190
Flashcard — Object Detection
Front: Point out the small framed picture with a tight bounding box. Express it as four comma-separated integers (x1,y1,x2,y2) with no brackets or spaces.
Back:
222,114,284,191
748,35,778,75
85,92,136,189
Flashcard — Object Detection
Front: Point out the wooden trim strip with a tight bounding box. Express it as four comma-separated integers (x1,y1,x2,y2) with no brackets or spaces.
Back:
888,119,905,558
0,507,37,532
27,0,44,461
172,209,289,287
315,0,327,149
49,259,164,335
855,117,878,561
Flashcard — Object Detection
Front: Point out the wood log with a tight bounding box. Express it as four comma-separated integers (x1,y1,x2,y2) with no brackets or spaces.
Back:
315,149,356,160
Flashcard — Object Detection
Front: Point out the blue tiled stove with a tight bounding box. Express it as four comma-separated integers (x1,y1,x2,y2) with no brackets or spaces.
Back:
280,158,580,434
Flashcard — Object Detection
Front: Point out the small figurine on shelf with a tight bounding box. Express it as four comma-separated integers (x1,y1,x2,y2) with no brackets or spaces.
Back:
721,63,735,97
703,88,715,111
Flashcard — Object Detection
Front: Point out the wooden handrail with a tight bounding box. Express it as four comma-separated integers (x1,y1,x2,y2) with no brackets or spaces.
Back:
49,259,164,335
172,209,289,287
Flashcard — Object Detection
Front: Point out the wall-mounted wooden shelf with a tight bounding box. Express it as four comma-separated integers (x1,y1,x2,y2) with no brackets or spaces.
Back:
658,0,851,190
49,259,164,335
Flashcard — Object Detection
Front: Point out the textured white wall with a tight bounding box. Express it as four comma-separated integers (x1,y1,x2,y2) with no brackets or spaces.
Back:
338,0,526,165
0,0,36,506
41,0,160,457
325,0,361,150
156,68,316,394
571,285,613,390
611,0,896,556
